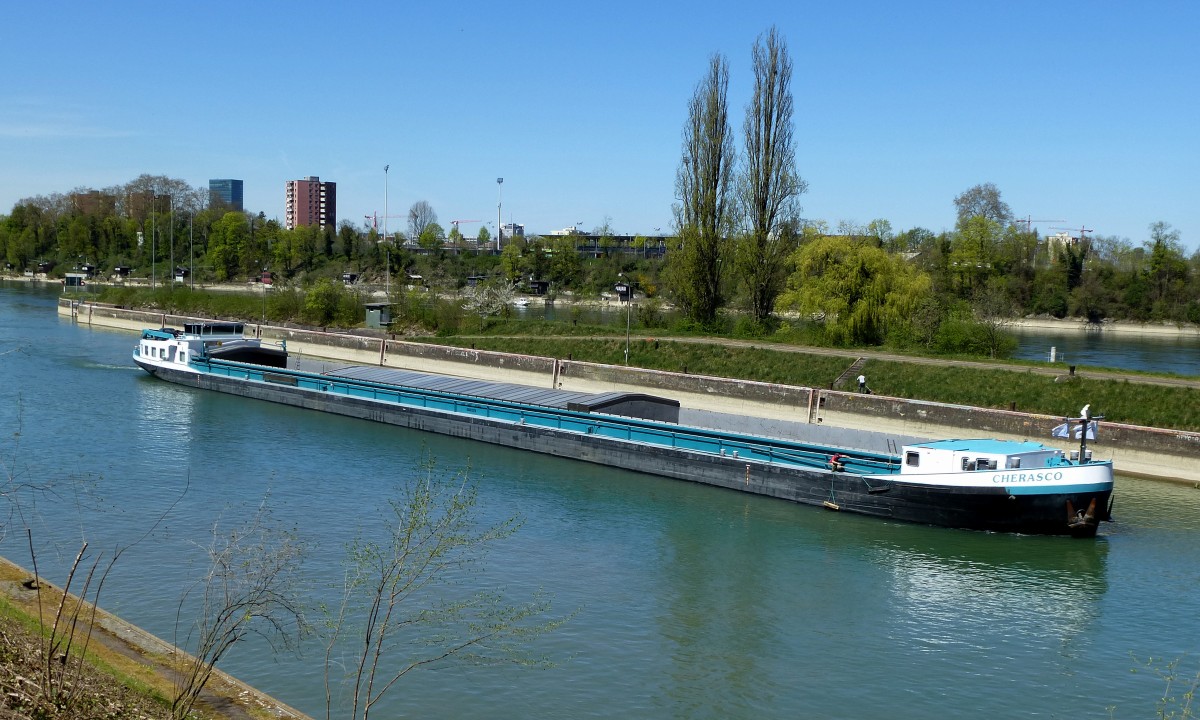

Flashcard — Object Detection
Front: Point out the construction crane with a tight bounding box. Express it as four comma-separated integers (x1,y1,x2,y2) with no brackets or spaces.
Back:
1047,226,1094,254
450,219,481,230
364,212,405,231
1050,225,1094,241
1015,216,1064,233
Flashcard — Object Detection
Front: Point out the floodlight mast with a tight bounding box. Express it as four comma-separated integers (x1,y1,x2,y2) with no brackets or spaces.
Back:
496,177,504,252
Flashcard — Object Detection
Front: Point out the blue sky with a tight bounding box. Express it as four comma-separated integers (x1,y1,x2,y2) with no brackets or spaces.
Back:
2,1,1196,250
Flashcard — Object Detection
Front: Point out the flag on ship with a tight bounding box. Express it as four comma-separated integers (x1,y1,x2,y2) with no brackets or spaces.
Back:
1051,420,1098,440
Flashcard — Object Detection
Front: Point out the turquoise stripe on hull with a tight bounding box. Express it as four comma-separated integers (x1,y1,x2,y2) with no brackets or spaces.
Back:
1005,481,1114,496
199,356,895,473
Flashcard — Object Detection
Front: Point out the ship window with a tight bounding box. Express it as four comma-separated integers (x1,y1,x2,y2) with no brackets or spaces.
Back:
962,457,975,471
1006,457,1021,469
905,451,920,467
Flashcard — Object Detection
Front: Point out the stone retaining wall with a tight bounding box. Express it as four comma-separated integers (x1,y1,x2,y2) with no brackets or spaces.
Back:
61,298,1200,482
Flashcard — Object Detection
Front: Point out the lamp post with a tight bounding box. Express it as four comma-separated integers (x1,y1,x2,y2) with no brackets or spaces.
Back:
169,195,174,285
496,177,504,252
384,164,390,242
617,273,632,365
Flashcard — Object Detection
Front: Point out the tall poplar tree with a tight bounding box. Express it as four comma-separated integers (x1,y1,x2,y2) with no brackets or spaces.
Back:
669,53,735,327
736,26,806,324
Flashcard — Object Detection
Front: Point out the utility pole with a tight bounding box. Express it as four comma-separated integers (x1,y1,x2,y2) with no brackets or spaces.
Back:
384,165,389,242
617,273,632,365
496,177,504,252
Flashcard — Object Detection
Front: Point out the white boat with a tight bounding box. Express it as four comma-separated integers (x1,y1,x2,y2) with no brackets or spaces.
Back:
133,322,286,375
132,323,1114,537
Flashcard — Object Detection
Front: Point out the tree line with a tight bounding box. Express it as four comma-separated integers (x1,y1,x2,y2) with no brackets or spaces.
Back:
664,27,1199,349
3,35,1197,350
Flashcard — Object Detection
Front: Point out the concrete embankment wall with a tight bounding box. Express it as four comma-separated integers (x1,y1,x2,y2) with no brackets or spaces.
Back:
63,299,1200,483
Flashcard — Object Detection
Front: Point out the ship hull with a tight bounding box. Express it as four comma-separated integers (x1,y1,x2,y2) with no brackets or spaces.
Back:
135,358,1111,537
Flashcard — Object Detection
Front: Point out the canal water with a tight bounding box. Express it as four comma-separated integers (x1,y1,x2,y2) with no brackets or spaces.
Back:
1010,326,1200,377
2,281,1199,719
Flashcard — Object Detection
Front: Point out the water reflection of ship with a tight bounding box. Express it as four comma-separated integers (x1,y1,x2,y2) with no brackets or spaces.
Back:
869,525,1110,649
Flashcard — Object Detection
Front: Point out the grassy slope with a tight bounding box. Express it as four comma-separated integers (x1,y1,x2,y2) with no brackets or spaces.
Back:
424,336,1200,432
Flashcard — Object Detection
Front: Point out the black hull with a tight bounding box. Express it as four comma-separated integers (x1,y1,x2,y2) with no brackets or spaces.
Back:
140,364,1110,537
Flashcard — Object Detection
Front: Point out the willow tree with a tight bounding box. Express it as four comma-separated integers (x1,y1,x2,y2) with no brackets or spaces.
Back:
736,26,807,324
778,235,932,346
669,53,735,327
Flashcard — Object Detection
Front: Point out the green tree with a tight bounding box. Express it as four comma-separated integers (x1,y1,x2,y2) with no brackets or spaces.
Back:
669,53,735,327
948,215,1003,295
953,182,1012,226
1145,221,1189,320
1069,258,1113,323
408,201,437,245
735,26,806,324
548,236,582,287
892,226,934,253
206,212,249,281
972,279,1017,358
499,239,523,282
304,277,358,325
865,219,894,248
778,235,932,346
338,221,359,262
418,222,446,253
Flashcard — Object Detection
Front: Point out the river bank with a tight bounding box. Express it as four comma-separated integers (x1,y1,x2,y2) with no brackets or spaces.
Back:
1011,316,1200,339
58,298,1200,484
0,556,310,720
13,273,1200,342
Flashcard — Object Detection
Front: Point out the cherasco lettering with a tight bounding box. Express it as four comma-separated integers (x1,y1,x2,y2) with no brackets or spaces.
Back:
991,471,1064,484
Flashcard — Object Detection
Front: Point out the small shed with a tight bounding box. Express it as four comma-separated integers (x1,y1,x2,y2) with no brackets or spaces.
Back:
113,266,131,277
614,281,631,303
64,273,87,288
364,302,392,329
342,272,358,285
529,279,550,295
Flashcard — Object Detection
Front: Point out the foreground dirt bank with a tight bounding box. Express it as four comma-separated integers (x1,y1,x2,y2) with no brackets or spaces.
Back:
0,556,311,720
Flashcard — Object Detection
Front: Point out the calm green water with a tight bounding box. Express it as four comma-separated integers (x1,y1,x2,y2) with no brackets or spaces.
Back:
3,282,1199,719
